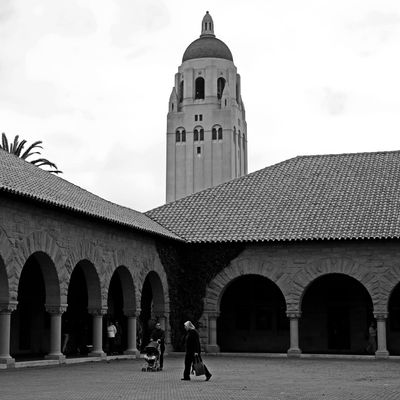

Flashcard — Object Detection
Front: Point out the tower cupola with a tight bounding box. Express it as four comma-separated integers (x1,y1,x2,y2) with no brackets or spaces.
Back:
201,11,215,37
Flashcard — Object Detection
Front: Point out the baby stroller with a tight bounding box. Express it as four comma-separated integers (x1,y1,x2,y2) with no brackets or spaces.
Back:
141,340,161,372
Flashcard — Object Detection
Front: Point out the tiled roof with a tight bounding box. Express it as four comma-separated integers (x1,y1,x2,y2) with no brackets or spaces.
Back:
146,151,400,243
0,149,181,241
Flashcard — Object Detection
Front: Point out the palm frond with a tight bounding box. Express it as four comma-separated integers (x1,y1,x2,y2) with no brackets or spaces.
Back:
1,133,9,151
20,141,43,160
15,139,27,156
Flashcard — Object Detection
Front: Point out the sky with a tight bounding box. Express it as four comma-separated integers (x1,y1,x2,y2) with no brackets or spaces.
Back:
1,0,400,211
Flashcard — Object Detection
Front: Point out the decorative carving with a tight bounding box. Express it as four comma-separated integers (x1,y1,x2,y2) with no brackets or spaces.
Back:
374,312,388,320
286,312,301,319
45,304,67,314
0,302,17,313
88,307,107,316
124,309,141,318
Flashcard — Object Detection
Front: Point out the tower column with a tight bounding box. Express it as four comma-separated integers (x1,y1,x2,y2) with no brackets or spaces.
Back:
374,312,389,359
206,312,220,353
45,305,67,362
124,310,140,357
0,302,17,367
88,308,107,358
287,312,302,357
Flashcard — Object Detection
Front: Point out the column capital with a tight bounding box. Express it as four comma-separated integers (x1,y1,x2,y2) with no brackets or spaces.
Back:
124,308,141,318
0,301,18,313
207,312,220,319
88,307,108,316
286,312,301,319
374,312,388,320
46,304,67,314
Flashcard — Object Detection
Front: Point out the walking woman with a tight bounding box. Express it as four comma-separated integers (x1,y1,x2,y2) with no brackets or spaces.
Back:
181,321,212,381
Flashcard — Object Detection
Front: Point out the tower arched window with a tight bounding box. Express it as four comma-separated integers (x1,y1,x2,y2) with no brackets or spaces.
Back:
193,126,204,141
212,125,222,141
176,128,186,143
217,77,226,100
195,77,205,99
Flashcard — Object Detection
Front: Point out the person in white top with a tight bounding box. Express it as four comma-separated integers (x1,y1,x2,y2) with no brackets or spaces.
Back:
107,321,117,355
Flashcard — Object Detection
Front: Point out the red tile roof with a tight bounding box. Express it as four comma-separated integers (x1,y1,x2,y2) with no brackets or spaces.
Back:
146,151,400,243
0,149,181,241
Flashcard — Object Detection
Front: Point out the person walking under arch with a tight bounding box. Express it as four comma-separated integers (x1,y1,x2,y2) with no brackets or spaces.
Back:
181,320,212,381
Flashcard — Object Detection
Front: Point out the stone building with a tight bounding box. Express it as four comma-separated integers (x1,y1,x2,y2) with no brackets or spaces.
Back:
1,12,400,370
166,12,247,203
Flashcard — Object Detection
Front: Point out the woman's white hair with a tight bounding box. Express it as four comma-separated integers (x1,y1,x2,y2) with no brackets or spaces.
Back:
184,321,195,329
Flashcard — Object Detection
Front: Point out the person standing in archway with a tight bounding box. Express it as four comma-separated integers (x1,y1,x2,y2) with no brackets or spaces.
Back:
150,322,165,370
366,321,377,354
181,321,212,381
107,320,117,355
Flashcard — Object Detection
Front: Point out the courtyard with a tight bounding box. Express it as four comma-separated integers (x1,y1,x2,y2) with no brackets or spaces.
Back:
0,355,400,400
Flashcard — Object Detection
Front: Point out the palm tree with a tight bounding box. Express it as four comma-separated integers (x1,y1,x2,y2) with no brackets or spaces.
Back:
1,132,62,174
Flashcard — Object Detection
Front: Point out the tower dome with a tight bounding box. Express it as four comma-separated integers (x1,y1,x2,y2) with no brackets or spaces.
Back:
182,12,233,62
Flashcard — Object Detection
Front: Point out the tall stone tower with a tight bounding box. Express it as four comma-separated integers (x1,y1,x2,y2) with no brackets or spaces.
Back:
166,11,247,203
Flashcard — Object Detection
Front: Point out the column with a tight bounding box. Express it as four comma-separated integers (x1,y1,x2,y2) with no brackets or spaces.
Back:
45,305,67,362
206,312,220,353
287,312,302,357
374,312,389,359
88,308,106,358
124,311,140,357
0,302,17,367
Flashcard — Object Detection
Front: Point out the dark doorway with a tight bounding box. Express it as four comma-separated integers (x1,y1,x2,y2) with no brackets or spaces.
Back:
300,274,372,354
66,264,92,356
11,255,49,359
217,275,289,352
107,273,127,354
140,277,154,351
388,283,400,354
328,307,350,350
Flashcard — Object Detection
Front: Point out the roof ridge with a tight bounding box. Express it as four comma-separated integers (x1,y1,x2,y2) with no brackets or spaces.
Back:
295,149,400,160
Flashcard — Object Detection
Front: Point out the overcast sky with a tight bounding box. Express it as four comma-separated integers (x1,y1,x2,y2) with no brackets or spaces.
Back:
1,0,399,211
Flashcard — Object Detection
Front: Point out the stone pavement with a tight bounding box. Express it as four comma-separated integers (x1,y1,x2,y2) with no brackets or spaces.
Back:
1,355,400,400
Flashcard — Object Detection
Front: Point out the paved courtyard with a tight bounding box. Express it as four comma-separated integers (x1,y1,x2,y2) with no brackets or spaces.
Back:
1,355,400,400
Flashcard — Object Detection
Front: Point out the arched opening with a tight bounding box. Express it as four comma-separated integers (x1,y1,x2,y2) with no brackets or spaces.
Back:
106,266,136,355
217,77,225,100
139,272,165,351
0,255,9,304
64,260,100,357
195,77,205,100
300,274,373,354
217,275,289,352
388,282,400,354
11,252,60,359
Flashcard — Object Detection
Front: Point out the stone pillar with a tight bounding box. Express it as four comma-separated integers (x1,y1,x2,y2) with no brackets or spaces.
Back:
88,308,106,358
45,305,67,362
0,302,17,367
287,312,302,357
124,310,140,357
374,312,389,359
206,312,220,353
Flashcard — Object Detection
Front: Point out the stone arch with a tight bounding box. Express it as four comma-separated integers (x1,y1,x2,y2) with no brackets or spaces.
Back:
64,241,104,306
69,259,102,310
107,265,137,315
291,257,377,313
0,254,9,304
135,256,170,315
0,228,14,304
378,263,400,313
203,258,290,315
12,231,64,305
